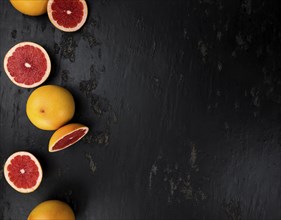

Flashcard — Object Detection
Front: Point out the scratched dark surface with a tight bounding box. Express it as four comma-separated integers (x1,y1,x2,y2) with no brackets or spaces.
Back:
0,0,281,219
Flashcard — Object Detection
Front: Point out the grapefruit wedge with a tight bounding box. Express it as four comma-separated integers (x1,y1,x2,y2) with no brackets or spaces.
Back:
49,123,89,152
4,151,43,193
47,0,88,32
3,42,51,88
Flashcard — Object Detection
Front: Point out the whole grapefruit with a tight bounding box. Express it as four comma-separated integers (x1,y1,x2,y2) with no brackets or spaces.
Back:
26,85,75,130
28,200,75,220
10,0,48,16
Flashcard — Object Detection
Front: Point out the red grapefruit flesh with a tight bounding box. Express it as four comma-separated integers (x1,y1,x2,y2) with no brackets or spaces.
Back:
47,0,88,32
4,151,43,193
3,42,51,88
49,123,89,152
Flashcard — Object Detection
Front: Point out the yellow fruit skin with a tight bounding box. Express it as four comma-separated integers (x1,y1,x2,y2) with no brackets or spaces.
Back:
49,123,89,152
28,200,75,220
26,85,75,131
10,0,48,16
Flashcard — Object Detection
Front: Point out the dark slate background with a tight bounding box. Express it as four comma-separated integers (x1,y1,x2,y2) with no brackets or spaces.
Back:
0,0,281,219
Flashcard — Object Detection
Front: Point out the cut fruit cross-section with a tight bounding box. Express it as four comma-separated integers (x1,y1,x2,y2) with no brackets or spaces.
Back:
4,151,43,193
49,123,89,152
47,0,88,32
3,42,51,88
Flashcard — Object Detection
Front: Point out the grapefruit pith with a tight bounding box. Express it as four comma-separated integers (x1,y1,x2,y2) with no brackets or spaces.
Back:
3,42,51,88
47,0,88,32
10,0,48,16
4,151,43,193
28,200,75,220
26,85,75,131
49,123,89,152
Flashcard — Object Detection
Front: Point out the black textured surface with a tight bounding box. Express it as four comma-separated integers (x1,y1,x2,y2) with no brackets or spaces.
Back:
0,0,281,219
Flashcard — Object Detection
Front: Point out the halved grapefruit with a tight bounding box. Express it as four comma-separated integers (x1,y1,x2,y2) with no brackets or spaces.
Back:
47,0,88,32
3,42,51,88
4,151,43,193
49,123,89,152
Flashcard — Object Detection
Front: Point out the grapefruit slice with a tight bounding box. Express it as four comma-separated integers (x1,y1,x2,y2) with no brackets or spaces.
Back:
49,123,89,152
47,0,88,32
3,42,51,88
4,151,43,193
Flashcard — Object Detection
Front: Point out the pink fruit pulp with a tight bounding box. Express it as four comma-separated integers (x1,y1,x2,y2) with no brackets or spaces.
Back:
7,155,39,189
7,45,48,86
51,0,84,28
52,128,88,150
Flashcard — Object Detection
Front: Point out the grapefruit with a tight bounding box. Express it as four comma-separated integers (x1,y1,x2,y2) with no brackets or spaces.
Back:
26,85,75,131
4,151,43,193
10,0,48,16
3,42,51,88
47,0,88,32
49,123,89,152
28,200,75,220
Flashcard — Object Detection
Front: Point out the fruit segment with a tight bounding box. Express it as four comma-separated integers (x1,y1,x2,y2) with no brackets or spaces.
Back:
49,123,89,152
